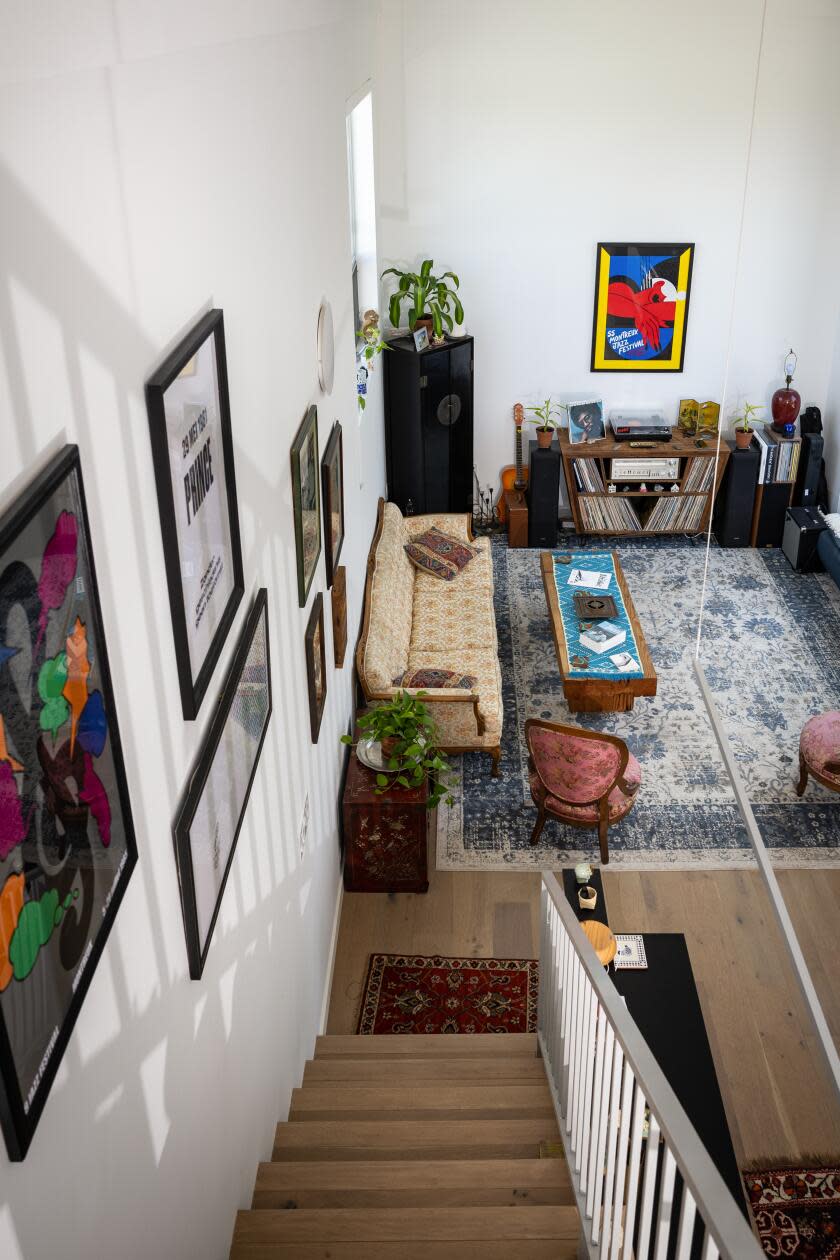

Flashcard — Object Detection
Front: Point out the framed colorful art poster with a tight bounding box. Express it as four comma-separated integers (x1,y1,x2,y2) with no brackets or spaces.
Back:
321,422,344,589
145,308,245,720
291,405,321,606
0,445,137,1160
304,592,327,742
591,243,694,372
568,400,605,444
173,588,272,980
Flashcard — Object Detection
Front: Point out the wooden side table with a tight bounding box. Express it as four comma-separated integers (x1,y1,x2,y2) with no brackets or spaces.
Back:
342,751,432,893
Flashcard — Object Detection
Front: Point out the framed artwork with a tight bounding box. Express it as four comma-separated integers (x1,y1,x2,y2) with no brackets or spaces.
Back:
305,592,327,743
331,566,347,668
321,422,345,588
291,405,321,607
145,309,245,720
173,588,272,980
413,327,429,352
591,243,694,372
568,400,605,444
0,445,137,1160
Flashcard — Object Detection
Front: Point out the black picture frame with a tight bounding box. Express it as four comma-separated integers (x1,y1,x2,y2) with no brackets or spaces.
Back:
173,588,272,980
0,444,137,1161
291,404,321,606
321,422,345,588
145,309,245,720
304,592,327,743
590,242,694,373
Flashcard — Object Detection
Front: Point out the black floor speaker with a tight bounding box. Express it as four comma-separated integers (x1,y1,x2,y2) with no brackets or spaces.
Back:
528,441,561,547
794,431,823,508
753,481,792,548
712,446,759,547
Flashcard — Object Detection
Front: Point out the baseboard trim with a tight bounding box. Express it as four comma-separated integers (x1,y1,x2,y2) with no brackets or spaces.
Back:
319,874,344,1034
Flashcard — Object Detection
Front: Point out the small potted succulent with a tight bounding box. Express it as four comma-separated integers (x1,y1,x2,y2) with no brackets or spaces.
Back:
733,401,762,450
527,398,563,449
381,259,464,344
341,690,453,808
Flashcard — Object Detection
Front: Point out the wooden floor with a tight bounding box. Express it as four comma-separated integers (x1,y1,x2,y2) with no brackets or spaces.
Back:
327,867,840,1169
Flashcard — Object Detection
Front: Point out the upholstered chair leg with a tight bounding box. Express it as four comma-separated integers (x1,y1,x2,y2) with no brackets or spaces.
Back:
796,754,809,798
530,806,546,846
598,802,610,865
490,746,501,778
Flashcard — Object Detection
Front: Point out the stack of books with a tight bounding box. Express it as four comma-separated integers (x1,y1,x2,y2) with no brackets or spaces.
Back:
752,424,801,485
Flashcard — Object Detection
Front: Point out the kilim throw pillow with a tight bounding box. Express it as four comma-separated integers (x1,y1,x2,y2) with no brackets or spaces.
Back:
404,527,478,580
393,668,478,689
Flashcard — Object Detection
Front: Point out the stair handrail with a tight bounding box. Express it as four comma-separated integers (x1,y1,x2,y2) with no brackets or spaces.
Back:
539,870,762,1259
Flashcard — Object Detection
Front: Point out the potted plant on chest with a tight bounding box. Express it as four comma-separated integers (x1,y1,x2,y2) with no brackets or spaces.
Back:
381,259,464,344
342,690,453,808
527,398,563,448
733,401,762,450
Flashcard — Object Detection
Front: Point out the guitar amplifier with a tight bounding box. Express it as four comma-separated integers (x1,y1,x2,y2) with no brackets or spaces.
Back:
782,507,826,572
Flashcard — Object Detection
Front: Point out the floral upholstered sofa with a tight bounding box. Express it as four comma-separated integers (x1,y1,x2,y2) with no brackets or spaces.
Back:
356,499,503,774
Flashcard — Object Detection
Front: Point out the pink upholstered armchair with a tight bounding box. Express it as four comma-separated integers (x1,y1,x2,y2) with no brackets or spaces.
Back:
797,710,840,797
525,719,642,865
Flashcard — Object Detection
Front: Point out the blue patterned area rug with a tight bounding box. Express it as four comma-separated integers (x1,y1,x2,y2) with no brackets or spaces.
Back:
437,536,840,870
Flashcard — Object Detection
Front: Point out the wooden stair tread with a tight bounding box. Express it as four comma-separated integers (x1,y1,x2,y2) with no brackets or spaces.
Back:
289,1082,553,1120
230,1240,577,1259
314,1033,538,1058
252,1157,572,1208
303,1056,547,1082
232,1205,579,1242
273,1118,560,1161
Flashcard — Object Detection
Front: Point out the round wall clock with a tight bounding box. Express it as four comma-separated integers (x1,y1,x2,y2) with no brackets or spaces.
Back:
316,299,335,394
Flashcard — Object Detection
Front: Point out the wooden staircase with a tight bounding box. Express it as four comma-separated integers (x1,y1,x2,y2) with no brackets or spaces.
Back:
230,1033,580,1258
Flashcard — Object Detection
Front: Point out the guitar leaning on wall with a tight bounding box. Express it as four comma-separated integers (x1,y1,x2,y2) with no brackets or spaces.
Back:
496,403,529,523
496,403,529,547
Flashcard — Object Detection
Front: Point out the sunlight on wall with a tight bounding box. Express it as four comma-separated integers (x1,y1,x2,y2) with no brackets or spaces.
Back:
139,1038,170,1166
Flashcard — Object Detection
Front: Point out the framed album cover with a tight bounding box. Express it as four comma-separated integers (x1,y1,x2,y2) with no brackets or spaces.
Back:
173,589,272,980
0,445,137,1160
145,308,245,719
591,242,694,372
321,422,344,588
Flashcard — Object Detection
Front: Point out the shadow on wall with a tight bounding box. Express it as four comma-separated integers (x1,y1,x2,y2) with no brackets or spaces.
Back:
0,156,347,1259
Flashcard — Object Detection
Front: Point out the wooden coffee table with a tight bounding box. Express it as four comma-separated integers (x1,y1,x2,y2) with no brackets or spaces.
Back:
540,551,657,713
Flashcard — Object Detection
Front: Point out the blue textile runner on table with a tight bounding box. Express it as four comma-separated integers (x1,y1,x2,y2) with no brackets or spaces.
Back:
552,551,643,680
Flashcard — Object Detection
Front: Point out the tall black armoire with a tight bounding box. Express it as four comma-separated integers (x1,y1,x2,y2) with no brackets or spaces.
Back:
382,334,474,514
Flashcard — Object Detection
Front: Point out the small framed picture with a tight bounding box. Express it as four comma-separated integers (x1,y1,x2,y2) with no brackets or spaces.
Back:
568,400,605,444
321,422,344,589
291,404,321,607
305,592,327,742
413,327,429,352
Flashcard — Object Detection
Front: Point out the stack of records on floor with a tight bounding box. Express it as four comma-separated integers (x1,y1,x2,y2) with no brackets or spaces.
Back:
645,494,707,532
752,425,801,484
578,495,642,531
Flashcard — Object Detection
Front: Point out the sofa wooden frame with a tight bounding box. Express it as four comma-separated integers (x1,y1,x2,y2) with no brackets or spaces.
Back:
355,498,501,776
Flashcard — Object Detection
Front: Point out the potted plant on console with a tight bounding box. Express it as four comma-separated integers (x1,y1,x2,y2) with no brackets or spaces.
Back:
527,398,563,449
733,401,763,450
342,690,453,808
381,259,464,344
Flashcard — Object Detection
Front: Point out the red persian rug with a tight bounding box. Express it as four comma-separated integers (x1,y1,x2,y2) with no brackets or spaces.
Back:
356,954,538,1035
745,1167,840,1259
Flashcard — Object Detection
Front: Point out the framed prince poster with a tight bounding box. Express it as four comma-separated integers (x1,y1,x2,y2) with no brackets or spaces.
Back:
0,445,137,1159
591,242,694,372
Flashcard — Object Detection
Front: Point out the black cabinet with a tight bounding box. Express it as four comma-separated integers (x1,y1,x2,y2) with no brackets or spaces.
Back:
382,335,474,515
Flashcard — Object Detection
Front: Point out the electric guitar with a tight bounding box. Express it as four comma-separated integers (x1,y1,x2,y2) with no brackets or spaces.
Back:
496,403,529,523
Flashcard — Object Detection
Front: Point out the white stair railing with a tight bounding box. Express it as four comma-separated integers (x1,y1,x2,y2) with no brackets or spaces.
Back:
538,872,762,1260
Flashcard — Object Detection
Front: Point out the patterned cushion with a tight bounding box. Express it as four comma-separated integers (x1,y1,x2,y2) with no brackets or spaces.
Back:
362,503,415,690
800,711,840,779
407,648,503,737
404,528,479,581
394,668,478,689
528,725,631,804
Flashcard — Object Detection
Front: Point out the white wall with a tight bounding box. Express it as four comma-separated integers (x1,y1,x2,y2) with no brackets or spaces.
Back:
373,0,840,490
0,4,384,1258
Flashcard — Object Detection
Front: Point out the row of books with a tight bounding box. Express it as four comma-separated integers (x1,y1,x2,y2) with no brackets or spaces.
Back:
578,495,642,532
645,494,707,532
571,458,605,493
752,425,801,485
682,457,715,493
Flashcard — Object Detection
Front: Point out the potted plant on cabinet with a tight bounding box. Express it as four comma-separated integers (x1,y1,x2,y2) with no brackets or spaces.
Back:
526,398,563,448
341,690,453,808
733,401,762,450
381,259,464,344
